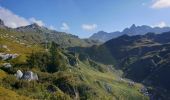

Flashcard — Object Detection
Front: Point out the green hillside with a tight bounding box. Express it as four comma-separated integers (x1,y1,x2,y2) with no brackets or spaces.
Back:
0,28,148,100
71,32,170,99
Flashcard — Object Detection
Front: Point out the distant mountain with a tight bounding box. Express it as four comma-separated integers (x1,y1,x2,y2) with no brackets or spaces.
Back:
102,32,170,99
16,23,44,32
0,19,4,26
72,31,170,99
0,19,100,47
90,31,122,42
0,19,7,29
90,24,170,42
90,31,170,100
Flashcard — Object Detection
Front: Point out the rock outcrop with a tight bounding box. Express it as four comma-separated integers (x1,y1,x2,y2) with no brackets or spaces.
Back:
15,70,38,81
0,19,6,28
15,70,23,79
22,71,38,81
0,53,18,60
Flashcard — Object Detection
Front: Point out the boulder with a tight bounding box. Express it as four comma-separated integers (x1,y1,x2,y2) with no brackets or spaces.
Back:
33,73,39,80
15,70,23,79
0,53,18,60
11,54,18,59
3,63,12,68
22,71,38,81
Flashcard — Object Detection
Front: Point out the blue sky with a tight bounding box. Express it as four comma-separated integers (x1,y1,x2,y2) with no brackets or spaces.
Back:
0,0,170,38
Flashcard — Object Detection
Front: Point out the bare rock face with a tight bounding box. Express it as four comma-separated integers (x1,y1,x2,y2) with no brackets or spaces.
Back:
22,71,38,81
15,70,23,79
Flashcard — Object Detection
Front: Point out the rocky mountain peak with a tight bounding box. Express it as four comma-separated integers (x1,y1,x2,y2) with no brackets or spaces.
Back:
0,19,6,28
0,19,5,26
27,23,41,29
16,23,44,32
130,24,136,29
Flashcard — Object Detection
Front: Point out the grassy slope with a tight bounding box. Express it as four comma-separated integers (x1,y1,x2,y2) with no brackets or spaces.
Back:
0,69,7,79
0,29,148,100
0,69,30,100
71,62,148,100
0,28,100,48
0,86,31,100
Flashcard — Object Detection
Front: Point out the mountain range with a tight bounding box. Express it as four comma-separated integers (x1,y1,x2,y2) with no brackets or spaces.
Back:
103,32,170,99
1,17,170,99
90,24,170,42
71,31,170,99
0,19,149,100
0,19,100,48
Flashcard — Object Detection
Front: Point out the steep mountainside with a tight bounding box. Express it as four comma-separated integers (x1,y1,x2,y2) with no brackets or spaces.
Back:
103,33,170,99
72,31,170,99
90,24,170,42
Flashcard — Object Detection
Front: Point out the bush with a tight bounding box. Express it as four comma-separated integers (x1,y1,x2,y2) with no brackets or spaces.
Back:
65,53,78,67
53,74,79,97
13,80,37,89
88,60,107,73
77,83,99,100
0,67,16,74
27,42,68,73
27,51,50,71
48,42,67,72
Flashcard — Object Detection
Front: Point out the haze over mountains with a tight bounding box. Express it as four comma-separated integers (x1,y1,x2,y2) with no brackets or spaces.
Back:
90,24,170,42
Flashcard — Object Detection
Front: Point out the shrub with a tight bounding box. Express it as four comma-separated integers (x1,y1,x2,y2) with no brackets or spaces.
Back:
27,42,67,73
53,74,79,97
27,51,50,71
77,83,99,100
0,67,16,74
88,60,107,72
